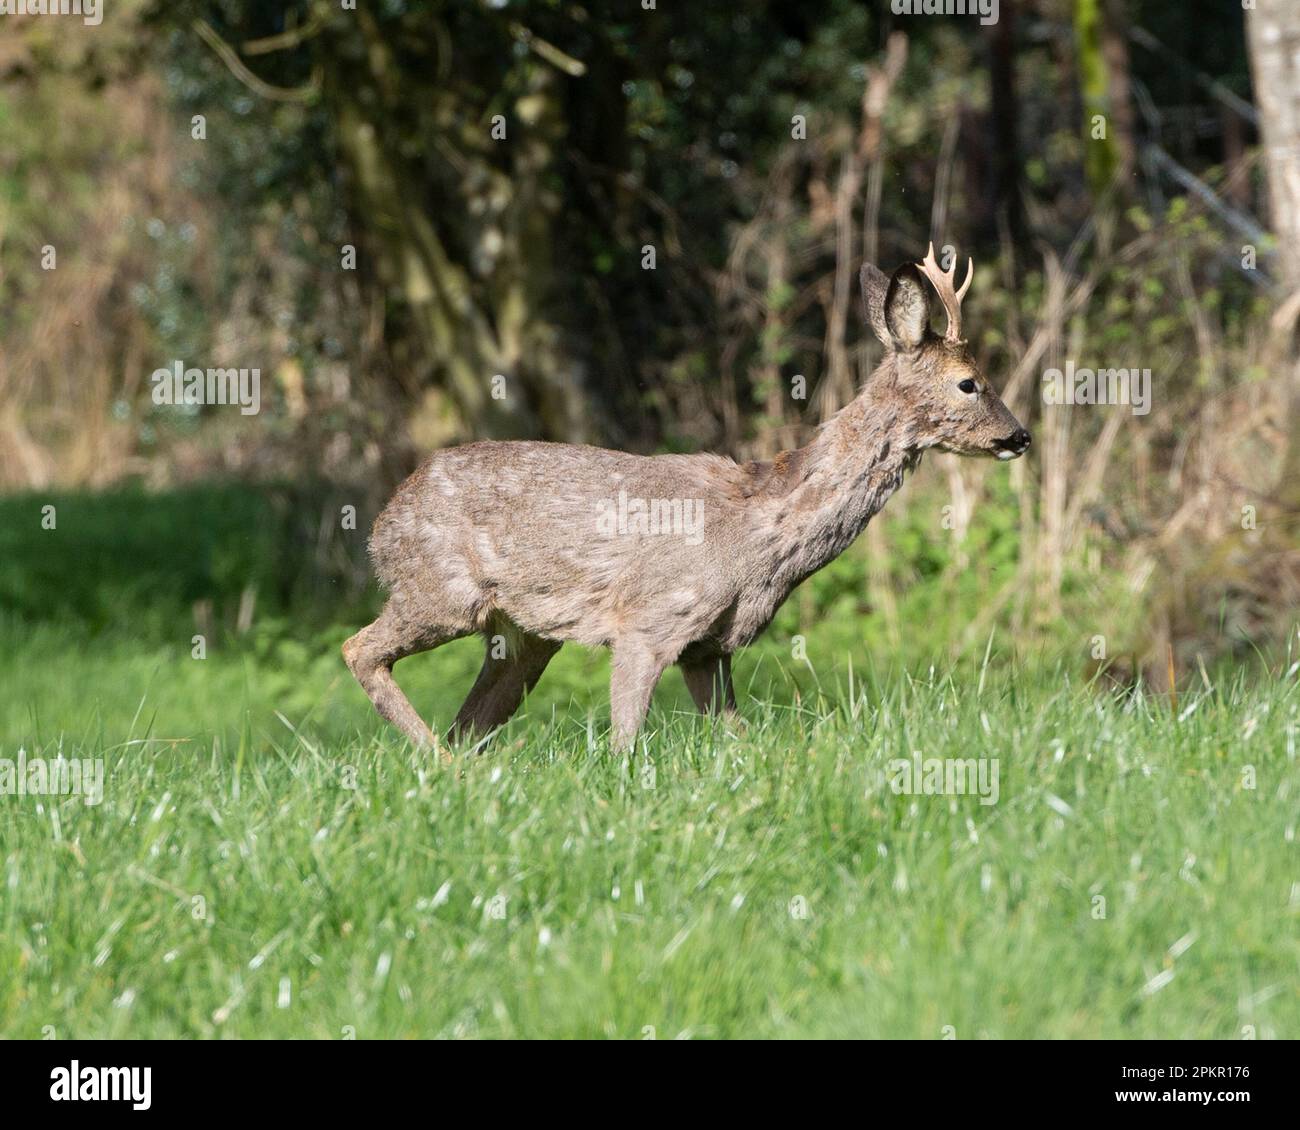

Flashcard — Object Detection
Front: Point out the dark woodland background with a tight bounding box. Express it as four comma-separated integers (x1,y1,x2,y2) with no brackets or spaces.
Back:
2,0,1299,684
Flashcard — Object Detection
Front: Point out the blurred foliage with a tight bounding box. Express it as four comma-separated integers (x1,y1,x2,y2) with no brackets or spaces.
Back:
129,0,1263,446
0,0,1267,458
0,485,372,640
0,0,1293,675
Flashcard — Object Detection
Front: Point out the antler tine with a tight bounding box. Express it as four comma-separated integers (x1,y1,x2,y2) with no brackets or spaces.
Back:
916,241,974,342
955,256,973,303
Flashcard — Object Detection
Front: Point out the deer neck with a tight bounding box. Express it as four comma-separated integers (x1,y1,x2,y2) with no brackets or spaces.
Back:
753,376,920,586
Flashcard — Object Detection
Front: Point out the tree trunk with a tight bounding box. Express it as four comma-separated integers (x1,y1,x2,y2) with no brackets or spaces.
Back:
1247,0,1300,289
986,0,1024,249
1100,0,1138,185
1246,2,1300,514
1074,0,1137,202
319,7,601,445
1074,0,1116,200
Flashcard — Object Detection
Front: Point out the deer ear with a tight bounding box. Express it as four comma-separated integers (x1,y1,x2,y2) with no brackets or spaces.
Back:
883,263,930,352
860,262,892,347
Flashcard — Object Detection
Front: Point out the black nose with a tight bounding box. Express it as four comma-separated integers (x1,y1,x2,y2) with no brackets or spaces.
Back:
994,428,1031,453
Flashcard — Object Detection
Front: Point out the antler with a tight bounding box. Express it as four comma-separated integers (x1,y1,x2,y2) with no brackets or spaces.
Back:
916,242,973,343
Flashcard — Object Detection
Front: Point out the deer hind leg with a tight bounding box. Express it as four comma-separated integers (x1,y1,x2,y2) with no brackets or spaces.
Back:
343,601,468,752
680,653,738,716
451,629,562,743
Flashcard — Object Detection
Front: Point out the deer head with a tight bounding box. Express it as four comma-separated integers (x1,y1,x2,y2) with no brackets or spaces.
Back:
860,244,1030,460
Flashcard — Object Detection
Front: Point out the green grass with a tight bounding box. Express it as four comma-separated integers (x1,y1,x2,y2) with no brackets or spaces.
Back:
0,486,1295,1038
1,631,1296,1038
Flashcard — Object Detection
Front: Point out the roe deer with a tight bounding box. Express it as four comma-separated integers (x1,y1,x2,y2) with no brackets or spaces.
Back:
344,245,1030,754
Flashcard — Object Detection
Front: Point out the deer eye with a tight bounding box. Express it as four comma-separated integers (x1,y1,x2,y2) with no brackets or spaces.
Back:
958,378,977,394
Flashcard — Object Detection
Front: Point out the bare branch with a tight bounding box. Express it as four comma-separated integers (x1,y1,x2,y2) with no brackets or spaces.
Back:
509,22,586,77
242,13,323,57
193,19,320,103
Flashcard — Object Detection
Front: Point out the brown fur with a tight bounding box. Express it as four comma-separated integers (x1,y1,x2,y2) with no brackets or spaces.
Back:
344,252,1030,753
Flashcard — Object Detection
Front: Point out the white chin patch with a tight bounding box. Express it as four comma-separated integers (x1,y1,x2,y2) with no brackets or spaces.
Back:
995,450,1016,461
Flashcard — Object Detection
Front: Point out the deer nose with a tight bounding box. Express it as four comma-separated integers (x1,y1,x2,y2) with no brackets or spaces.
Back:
994,429,1031,455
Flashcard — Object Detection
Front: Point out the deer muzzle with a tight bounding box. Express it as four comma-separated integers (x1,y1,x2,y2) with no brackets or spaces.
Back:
993,428,1032,460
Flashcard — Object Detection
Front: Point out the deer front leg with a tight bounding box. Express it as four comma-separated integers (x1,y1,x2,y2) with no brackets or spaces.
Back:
609,640,672,753
680,654,738,716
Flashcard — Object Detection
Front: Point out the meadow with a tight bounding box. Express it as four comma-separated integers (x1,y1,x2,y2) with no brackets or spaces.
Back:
0,487,1295,1039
